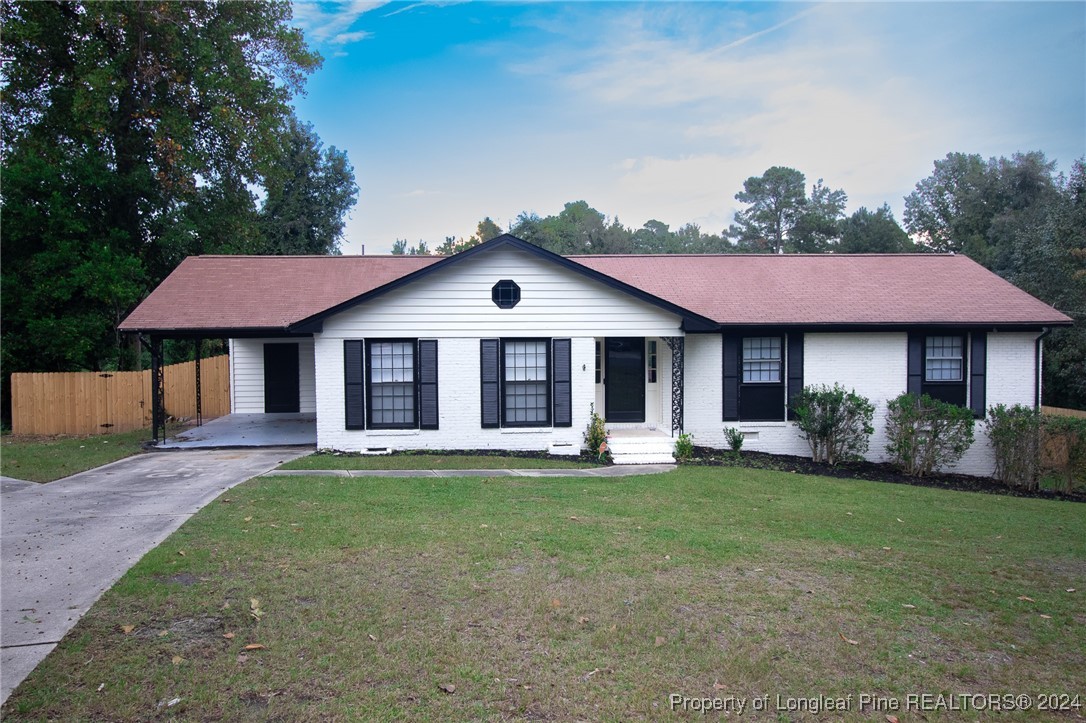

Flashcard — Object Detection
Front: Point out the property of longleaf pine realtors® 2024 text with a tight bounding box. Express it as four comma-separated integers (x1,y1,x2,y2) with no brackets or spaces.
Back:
667,692,1083,714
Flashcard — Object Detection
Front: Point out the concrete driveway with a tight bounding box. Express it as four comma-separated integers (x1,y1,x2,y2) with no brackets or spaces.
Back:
0,447,306,703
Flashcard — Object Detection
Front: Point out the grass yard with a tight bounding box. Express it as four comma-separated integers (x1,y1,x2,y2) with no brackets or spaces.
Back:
0,427,163,483
4,468,1084,721
279,451,598,471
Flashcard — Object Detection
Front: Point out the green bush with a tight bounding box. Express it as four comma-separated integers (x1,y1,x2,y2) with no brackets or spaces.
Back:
790,384,875,466
584,404,608,462
674,433,694,462
723,427,744,459
986,404,1042,490
885,393,975,477
1041,415,1086,492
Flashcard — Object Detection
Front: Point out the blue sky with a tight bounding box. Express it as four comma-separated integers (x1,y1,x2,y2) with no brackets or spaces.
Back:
290,1,1086,255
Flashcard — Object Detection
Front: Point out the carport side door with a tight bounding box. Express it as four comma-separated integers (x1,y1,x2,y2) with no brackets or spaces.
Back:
263,343,300,413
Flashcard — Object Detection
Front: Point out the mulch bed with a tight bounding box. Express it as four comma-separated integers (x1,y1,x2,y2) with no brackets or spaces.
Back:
685,447,1086,503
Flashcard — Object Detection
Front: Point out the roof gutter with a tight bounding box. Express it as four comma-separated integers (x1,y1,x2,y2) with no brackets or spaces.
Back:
1035,327,1052,409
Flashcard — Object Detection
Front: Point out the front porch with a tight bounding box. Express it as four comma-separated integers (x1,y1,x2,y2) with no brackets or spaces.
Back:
594,335,685,437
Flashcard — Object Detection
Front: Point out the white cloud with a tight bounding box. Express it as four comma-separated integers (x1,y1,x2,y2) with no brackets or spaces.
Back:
291,1,387,45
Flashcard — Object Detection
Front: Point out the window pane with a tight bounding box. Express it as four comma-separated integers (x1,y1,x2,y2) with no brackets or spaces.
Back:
925,336,963,382
742,337,781,383
503,340,548,424
369,342,415,426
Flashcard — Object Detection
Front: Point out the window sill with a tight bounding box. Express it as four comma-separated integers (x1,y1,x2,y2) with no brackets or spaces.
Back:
735,421,790,429
365,430,421,437
500,427,554,435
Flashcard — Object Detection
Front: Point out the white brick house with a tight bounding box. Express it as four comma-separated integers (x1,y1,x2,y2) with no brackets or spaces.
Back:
120,234,1072,476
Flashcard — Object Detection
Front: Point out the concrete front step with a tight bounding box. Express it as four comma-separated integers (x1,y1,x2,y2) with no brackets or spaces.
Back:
607,431,676,465
611,452,677,465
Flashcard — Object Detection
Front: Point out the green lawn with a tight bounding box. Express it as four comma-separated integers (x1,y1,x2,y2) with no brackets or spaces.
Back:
5,468,1084,721
0,427,162,483
280,451,598,471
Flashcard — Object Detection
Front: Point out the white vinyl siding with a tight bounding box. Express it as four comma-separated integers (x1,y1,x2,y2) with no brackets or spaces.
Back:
319,245,682,339
229,337,315,413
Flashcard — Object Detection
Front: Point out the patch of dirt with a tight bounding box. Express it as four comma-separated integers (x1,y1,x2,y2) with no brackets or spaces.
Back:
686,448,1086,503
137,616,223,647
158,572,199,587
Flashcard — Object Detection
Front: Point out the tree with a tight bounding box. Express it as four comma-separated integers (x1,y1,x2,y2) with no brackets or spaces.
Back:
0,0,322,395
259,117,357,255
903,151,1057,264
390,239,408,255
408,240,430,256
838,205,913,253
791,179,847,253
727,167,808,253
473,217,503,244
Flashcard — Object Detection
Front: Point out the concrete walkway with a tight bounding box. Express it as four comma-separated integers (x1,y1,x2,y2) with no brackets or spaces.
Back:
0,447,306,704
264,464,677,478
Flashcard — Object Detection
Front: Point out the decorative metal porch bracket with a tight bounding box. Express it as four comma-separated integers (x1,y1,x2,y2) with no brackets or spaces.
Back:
150,336,166,443
662,336,684,435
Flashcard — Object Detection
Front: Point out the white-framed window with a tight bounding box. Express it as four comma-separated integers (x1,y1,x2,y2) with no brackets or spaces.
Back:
503,339,549,425
647,340,658,383
368,340,416,428
925,336,963,382
742,336,782,383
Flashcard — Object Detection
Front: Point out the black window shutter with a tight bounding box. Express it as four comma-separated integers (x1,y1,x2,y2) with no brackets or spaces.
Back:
969,332,987,418
907,333,923,396
787,333,804,421
344,340,365,430
418,340,439,430
480,339,500,428
552,338,572,427
722,333,739,421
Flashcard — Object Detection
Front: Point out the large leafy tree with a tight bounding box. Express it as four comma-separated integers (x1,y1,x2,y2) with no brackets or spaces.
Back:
903,151,1057,264
838,204,913,253
727,166,808,253
791,179,848,253
1,0,322,390
259,117,357,255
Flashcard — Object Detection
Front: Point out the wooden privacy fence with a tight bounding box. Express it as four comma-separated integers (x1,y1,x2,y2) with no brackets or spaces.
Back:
11,355,230,436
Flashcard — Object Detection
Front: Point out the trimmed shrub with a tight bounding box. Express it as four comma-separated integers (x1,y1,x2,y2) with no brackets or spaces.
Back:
584,404,608,461
674,433,694,462
986,404,1042,490
885,393,975,477
790,384,875,466
724,427,744,459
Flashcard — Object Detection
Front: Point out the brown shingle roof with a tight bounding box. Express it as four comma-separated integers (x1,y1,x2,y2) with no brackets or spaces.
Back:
119,246,1071,333
118,255,440,332
575,253,1071,327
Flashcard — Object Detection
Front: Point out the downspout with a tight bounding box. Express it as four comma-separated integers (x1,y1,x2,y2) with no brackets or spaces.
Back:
1034,327,1051,409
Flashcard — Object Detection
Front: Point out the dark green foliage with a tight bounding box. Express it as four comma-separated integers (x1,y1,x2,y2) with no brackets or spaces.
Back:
0,1,357,422
259,117,357,255
885,393,976,477
986,404,1043,490
584,404,608,460
723,427,744,459
790,384,875,466
726,166,808,253
673,432,694,462
838,204,914,253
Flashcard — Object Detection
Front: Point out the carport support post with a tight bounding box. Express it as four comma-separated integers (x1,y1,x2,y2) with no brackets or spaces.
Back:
151,336,166,443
